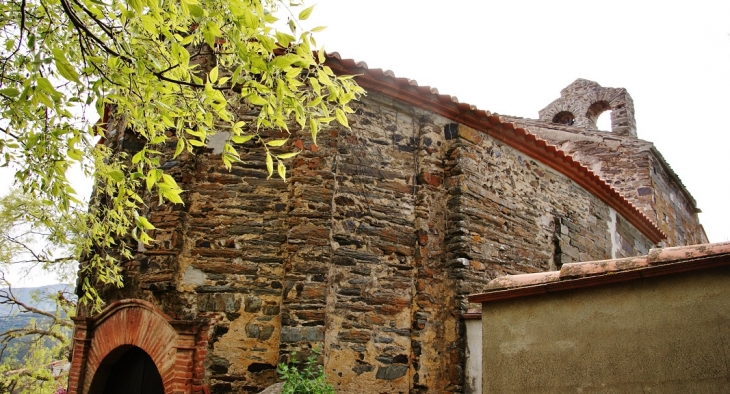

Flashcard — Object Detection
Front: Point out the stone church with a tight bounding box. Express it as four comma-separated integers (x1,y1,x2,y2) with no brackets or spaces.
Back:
67,53,706,394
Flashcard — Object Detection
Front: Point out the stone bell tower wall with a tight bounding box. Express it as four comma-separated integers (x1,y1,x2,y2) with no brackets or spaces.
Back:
538,79,637,138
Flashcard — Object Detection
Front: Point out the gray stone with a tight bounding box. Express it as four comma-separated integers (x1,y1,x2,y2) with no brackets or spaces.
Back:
375,365,408,380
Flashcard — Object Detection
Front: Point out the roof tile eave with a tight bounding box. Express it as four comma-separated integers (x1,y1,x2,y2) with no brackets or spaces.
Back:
468,241,730,305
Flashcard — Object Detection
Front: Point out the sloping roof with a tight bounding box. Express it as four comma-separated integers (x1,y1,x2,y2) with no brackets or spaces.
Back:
468,241,730,304
505,115,702,215
324,53,666,244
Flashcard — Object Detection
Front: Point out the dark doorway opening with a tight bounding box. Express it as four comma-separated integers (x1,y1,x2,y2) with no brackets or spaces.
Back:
88,346,164,394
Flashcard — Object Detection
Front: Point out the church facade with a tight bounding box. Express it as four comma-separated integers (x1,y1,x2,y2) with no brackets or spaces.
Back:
67,54,706,394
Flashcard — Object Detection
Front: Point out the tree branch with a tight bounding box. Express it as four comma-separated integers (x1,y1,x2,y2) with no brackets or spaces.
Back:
0,283,73,328
68,0,114,37
58,0,131,63
1,327,68,343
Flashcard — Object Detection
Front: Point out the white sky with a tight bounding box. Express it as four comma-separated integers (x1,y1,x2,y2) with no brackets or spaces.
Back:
307,0,730,242
5,0,729,287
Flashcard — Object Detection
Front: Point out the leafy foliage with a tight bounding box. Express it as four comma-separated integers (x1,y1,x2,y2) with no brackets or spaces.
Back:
277,350,335,394
0,283,73,394
0,0,364,308
0,190,83,283
0,191,75,393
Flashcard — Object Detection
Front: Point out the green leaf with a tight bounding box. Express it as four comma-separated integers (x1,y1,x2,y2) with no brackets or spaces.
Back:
275,31,295,47
271,55,296,69
277,161,286,180
136,216,156,230
266,152,273,178
140,15,158,35
161,173,178,188
146,169,161,190
128,0,145,13
151,135,167,144
266,139,288,147
132,150,145,164
309,118,319,145
298,5,315,20
108,170,125,182
52,48,81,83
162,115,175,128
180,34,195,45
335,108,349,128
0,87,20,97
174,139,185,158
317,69,333,86
210,66,219,83
277,151,300,159
188,3,205,17
231,134,254,144
247,94,268,106
67,148,83,161
162,189,184,204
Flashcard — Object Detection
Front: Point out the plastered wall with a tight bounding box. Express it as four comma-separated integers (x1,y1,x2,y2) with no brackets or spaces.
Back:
480,265,730,393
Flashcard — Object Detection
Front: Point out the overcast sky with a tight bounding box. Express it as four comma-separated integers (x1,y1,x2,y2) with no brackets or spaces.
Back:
6,0,729,287
307,0,730,242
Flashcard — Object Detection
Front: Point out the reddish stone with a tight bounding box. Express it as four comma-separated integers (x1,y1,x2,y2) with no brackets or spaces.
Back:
418,171,443,187
338,330,371,343
417,229,429,246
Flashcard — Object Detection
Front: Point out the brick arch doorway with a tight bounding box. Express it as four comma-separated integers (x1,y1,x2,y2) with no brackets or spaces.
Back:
88,345,164,394
67,299,209,394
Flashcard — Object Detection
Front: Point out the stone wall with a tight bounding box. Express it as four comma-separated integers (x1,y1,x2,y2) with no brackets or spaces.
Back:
445,124,653,298
84,91,662,393
509,118,707,247
649,152,707,246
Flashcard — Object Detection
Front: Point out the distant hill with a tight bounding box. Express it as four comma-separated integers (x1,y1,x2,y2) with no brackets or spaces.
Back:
0,284,76,362
0,284,74,316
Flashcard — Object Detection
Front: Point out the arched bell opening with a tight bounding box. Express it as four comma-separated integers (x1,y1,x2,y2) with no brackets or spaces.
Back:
552,111,576,126
87,345,164,394
595,110,613,131
586,101,612,130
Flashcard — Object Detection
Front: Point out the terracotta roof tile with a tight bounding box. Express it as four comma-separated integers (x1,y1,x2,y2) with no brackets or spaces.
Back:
560,256,650,279
468,241,730,304
485,271,561,291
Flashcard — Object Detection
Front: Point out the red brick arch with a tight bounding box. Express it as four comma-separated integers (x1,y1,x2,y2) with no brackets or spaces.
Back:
67,299,208,394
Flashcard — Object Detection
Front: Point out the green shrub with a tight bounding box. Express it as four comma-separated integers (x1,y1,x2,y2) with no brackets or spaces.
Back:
277,350,335,394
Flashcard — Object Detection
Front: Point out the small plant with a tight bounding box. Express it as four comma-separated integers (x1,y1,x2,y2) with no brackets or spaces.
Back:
277,349,335,394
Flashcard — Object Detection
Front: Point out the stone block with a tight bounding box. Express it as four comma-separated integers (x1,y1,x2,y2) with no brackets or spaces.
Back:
280,326,324,343
375,365,408,380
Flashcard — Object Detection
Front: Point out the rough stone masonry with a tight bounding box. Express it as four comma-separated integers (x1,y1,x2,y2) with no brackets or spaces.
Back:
69,61,706,394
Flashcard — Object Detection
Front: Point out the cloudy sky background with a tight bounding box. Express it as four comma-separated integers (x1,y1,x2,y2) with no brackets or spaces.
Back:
6,1,729,287
306,0,730,242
